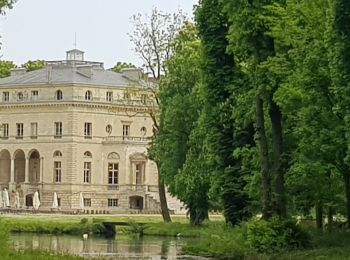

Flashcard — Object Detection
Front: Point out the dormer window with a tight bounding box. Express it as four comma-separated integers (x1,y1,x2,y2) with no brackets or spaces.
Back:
17,92,23,101
85,91,92,101
55,90,63,100
106,91,113,102
2,92,9,102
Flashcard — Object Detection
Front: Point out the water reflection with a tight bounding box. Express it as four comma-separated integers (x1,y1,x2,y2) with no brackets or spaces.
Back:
10,233,206,259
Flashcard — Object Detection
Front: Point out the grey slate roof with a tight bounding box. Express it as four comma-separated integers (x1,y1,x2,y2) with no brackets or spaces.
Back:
0,63,139,88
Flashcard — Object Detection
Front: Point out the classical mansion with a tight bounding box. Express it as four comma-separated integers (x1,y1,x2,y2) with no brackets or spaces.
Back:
0,49,183,213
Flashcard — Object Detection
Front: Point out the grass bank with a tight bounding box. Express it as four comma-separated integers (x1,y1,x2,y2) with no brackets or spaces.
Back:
181,222,350,259
0,221,83,260
2,217,106,235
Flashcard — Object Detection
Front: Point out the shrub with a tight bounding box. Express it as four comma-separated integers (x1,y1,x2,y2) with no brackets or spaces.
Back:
0,220,10,258
80,218,88,225
244,217,311,253
128,221,147,236
91,223,107,234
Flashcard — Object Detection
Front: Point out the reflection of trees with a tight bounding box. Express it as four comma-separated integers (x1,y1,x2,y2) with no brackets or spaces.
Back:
107,239,117,253
128,235,143,254
11,234,184,258
161,238,170,257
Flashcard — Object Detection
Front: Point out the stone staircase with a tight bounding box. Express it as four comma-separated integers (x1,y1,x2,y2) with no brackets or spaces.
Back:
146,190,186,215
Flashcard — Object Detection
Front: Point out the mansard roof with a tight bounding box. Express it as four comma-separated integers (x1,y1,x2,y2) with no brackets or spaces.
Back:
0,62,146,88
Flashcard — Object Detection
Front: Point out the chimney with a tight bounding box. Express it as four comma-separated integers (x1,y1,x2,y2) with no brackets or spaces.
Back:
10,68,26,76
47,65,52,83
77,65,93,78
121,68,142,81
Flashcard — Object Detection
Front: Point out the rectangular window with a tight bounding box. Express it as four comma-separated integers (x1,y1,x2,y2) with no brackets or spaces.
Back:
140,94,147,104
106,91,113,102
122,125,130,137
54,122,62,137
57,198,61,207
31,90,38,100
108,199,118,207
124,92,131,99
135,163,143,185
108,163,118,184
31,122,38,138
1,123,9,138
83,198,91,207
2,92,9,102
54,161,61,183
84,122,92,138
84,162,91,183
16,123,23,138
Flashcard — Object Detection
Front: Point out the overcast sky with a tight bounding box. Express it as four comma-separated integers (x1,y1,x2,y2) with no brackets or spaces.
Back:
0,0,198,69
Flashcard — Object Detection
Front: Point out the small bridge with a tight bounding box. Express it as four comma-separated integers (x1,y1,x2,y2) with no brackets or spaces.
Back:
101,221,145,237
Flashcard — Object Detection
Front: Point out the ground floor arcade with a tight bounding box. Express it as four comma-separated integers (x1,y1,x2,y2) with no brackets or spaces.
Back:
0,148,160,212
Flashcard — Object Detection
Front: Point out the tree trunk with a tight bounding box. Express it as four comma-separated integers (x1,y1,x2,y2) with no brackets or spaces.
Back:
316,202,323,230
269,100,287,218
327,206,333,231
156,163,171,223
342,168,350,223
255,96,272,219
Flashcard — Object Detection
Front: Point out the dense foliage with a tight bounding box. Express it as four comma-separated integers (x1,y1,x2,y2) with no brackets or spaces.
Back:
148,0,350,231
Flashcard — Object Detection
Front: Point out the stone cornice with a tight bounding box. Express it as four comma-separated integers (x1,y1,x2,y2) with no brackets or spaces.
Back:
0,100,158,113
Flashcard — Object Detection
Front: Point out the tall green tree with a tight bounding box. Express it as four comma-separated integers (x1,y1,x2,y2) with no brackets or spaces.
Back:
194,0,252,225
259,0,348,229
110,62,135,73
328,0,350,222
130,8,187,223
21,60,45,72
152,23,213,225
222,0,287,219
0,60,15,77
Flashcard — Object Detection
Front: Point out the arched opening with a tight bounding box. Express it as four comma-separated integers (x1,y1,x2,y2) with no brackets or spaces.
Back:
85,90,92,101
55,90,63,100
25,193,33,207
129,196,143,210
107,152,120,160
53,151,62,157
14,150,25,183
0,150,11,183
29,150,40,183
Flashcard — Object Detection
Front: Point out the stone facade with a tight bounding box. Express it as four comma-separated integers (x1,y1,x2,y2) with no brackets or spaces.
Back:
0,50,184,213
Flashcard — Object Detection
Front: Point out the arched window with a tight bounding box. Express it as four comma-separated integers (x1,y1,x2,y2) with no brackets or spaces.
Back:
53,151,62,157
84,151,92,158
85,91,92,101
55,90,63,100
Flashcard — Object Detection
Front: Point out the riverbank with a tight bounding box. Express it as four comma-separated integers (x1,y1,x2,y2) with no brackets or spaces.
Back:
3,214,350,259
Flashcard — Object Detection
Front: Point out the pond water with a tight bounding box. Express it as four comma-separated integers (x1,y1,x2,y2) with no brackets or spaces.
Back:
10,233,208,259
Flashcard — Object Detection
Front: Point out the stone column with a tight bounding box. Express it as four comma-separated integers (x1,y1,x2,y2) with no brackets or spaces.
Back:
40,157,43,183
142,162,146,185
10,157,15,183
24,157,29,183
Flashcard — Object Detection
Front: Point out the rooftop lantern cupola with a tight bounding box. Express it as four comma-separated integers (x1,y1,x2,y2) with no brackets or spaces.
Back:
66,49,84,61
